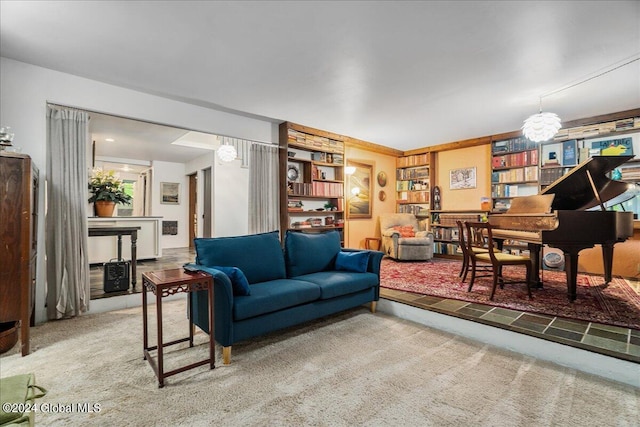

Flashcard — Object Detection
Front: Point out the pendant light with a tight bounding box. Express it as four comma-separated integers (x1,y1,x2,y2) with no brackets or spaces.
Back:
217,140,237,162
522,55,639,143
522,98,562,142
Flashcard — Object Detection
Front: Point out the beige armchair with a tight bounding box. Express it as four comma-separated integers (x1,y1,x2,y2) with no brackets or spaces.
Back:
379,213,434,261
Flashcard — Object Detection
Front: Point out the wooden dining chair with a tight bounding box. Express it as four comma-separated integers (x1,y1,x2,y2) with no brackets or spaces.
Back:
456,220,492,283
465,221,532,300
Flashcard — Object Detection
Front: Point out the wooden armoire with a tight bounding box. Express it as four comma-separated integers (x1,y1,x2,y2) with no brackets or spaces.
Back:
0,152,39,356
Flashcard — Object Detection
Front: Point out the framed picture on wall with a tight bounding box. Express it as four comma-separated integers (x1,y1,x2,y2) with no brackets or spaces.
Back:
160,182,180,205
449,167,476,190
347,160,373,218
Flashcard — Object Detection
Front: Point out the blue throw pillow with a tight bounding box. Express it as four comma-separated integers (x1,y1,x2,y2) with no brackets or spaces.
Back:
335,251,370,273
184,263,250,296
215,266,251,296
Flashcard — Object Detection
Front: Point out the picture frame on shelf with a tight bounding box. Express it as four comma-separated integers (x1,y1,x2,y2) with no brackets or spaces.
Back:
160,182,180,205
449,167,476,190
347,159,373,219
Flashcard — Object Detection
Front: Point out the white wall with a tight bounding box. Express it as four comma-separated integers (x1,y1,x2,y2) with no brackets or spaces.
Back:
0,57,277,323
214,158,250,237
151,160,188,248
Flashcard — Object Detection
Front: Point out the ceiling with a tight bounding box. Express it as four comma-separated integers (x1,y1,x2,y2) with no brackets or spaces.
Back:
1,1,639,153
89,112,217,165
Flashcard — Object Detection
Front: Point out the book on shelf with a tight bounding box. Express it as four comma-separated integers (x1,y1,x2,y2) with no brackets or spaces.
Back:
562,139,577,166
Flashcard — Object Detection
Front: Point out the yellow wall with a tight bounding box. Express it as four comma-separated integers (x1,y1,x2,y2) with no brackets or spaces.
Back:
344,145,397,249
578,227,640,279
435,144,492,211
344,135,638,278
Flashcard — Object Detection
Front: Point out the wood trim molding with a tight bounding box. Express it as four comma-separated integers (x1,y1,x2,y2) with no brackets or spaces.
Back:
345,137,403,157
283,108,640,159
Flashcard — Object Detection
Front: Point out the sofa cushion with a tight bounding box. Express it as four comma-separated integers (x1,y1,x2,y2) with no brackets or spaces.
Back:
195,231,286,284
284,231,341,277
292,271,379,300
233,279,321,321
335,251,370,273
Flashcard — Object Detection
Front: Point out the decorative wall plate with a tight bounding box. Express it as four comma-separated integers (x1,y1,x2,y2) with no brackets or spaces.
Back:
287,165,299,181
377,171,387,187
378,190,386,201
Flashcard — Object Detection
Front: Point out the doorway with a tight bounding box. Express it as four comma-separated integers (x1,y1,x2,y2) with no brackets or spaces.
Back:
188,173,197,247
202,167,212,238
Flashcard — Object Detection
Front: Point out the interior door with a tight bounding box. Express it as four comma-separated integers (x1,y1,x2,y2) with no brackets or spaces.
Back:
202,167,212,238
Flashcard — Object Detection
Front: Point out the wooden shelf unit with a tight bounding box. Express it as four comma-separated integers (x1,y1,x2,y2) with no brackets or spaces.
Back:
429,210,488,258
0,153,39,356
279,122,346,244
395,152,431,218
490,136,540,212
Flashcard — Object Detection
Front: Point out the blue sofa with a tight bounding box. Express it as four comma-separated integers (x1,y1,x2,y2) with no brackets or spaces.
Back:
189,230,383,364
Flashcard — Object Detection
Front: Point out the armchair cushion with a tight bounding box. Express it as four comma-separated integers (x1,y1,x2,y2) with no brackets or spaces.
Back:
392,225,415,237
397,237,432,246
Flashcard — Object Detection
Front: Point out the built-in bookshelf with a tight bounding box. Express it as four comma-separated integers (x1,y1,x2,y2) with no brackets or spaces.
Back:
430,210,488,258
396,153,430,218
490,136,539,212
279,122,346,244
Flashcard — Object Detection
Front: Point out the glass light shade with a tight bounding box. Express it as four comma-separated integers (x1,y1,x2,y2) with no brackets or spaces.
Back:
522,112,562,142
217,144,237,162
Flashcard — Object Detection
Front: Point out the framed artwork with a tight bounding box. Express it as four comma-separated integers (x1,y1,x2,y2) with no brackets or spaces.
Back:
449,167,476,190
347,160,373,218
377,171,387,187
160,182,180,205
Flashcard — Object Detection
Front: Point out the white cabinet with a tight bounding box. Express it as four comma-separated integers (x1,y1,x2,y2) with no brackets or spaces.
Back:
87,217,162,263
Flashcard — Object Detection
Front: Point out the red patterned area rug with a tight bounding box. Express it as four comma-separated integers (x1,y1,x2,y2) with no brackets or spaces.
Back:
380,257,640,329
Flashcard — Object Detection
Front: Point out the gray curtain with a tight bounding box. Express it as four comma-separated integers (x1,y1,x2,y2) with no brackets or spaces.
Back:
248,143,280,234
46,106,90,319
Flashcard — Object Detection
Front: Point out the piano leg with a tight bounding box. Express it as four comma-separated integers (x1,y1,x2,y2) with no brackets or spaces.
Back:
559,245,592,302
528,243,543,288
563,249,580,302
601,243,614,284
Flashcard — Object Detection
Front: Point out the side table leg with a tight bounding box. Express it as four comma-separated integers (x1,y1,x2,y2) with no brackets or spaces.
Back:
142,279,148,360
209,280,215,369
156,291,164,388
131,230,138,290
188,292,194,348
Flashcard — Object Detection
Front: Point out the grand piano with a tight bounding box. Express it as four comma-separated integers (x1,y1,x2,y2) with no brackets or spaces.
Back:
489,155,636,301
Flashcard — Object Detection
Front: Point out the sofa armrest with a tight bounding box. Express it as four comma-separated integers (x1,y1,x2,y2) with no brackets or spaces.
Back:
381,229,399,238
415,231,434,242
187,264,235,346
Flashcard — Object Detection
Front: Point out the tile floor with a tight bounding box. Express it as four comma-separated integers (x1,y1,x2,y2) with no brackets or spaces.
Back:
90,248,639,364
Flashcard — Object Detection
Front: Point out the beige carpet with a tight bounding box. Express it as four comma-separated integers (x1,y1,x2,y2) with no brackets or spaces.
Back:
1,299,638,426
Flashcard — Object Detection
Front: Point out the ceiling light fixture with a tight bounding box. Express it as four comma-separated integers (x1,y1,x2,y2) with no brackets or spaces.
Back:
522,54,640,143
217,142,237,162
344,166,356,175
522,99,562,143
105,138,115,142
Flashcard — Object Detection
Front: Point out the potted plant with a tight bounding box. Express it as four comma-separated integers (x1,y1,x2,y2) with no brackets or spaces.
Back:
88,167,132,217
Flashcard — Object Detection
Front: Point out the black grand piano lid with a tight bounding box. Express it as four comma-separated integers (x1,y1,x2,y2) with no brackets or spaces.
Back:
540,155,637,211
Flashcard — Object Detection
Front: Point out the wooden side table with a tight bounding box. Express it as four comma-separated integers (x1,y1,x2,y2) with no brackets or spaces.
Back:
142,269,214,388
365,237,381,251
